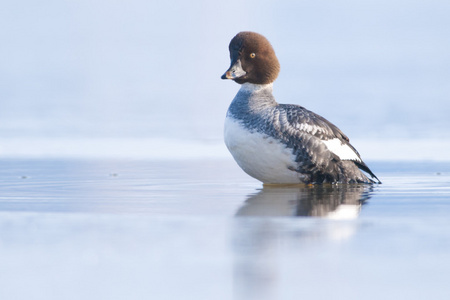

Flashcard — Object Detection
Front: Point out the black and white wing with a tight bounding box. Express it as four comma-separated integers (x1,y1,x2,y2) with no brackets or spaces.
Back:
279,104,380,183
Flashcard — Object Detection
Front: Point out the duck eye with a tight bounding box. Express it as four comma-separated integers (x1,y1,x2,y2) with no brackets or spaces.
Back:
249,53,256,58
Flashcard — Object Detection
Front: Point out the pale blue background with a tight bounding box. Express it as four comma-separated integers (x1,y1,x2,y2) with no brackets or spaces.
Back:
1,0,449,155
2,3,450,299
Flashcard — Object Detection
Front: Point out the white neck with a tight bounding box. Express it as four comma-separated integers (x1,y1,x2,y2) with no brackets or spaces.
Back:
239,82,273,93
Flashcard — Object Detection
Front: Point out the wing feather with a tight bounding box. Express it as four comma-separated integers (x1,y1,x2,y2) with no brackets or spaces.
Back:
277,104,380,183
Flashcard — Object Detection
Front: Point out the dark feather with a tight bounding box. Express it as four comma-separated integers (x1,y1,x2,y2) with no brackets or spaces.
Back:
278,104,380,183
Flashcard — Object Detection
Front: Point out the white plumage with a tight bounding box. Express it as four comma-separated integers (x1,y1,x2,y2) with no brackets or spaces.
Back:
322,138,361,162
224,117,306,184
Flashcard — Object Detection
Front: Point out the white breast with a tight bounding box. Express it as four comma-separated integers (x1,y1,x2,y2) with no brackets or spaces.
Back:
224,117,305,184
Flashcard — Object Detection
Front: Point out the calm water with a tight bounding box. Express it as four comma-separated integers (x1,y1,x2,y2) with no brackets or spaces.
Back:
1,159,450,299
3,1,450,298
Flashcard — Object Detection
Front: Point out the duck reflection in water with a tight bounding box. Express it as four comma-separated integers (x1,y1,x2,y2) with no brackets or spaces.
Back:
235,184,372,219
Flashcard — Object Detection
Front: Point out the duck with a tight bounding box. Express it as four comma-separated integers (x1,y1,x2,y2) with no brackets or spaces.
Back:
221,31,380,184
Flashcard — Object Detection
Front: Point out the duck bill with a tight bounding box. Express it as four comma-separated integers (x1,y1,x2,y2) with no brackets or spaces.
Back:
221,59,246,80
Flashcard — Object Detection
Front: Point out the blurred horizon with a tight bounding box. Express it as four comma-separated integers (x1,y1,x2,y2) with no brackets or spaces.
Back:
1,0,450,158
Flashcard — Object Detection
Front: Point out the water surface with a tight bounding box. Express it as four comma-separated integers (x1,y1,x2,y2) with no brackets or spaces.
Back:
1,159,450,299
